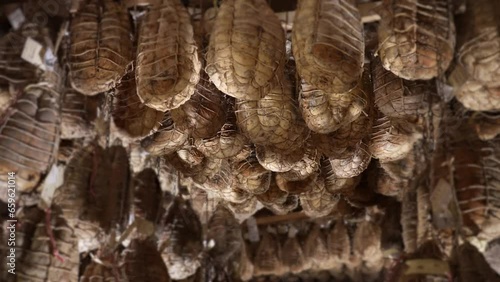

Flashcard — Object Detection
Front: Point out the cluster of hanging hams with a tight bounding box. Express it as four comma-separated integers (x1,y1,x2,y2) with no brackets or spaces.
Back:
0,0,500,280
0,144,245,281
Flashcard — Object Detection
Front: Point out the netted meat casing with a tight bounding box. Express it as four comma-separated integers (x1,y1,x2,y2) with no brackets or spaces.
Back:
377,0,456,80
321,111,373,178
69,0,133,95
257,175,299,215
140,112,189,156
0,22,47,85
327,140,372,178
256,175,288,206
16,206,79,282
322,158,361,195
60,88,98,139
369,110,422,162
80,260,118,282
275,173,318,195
199,163,236,199
0,207,43,282
470,112,500,141
255,145,305,173
52,144,102,244
194,123,249,159
206,204,243,265
0,82,60,197
236,79,309,152
352,220,384,276
158,196,203,280
194,97,249,159
113,72,164,139
167,149,224,185
311,76,372,158
300,174,339,218
89,145,131,232
269,195,300,216
201,161,252,204
453,79,500,111
226,195,261,220
253,230,284,276
277,145,320,182
327,221,351,264
175,145,208,167
450,242,500,282
206,0,286,101
380,151,418,182
299,80,366,134
303,225,331,270
432,139,500,238
132,168,162,223
376,171,403,197
292,0,364,93
453,0,500,104
123,239,170,282
237,242,255,281
374,151,419,198
371,57,433,119
231,155,272,195
170,71,227,139
312,132,350,158
277,163,320,191
189,186,220,224
230,144,254,163
457,1,499,86
136,0,200,111
256,193,299,215
343,180,378,209
274,163,320,196
281,235,309,274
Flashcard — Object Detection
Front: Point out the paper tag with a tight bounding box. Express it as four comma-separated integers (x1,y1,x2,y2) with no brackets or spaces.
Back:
21,37,46,71
7,8,25,30
44,48,56,71
39,164,65,210
246,217,260,243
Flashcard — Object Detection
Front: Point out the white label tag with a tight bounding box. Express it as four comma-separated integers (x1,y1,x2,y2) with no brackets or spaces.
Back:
39,164,65,210
44,48,56,71
21,37,46,71
7,8,25,30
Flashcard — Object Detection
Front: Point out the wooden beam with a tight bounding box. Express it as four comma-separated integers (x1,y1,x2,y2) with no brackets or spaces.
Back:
255,211,309,225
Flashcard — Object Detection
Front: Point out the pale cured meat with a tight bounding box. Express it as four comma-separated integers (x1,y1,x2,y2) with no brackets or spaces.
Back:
451,0,500,111
69,0,133,95
378,0,456,80
136,0,200,111
0,81,60,197
206,0,286,100
293,0,364,93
